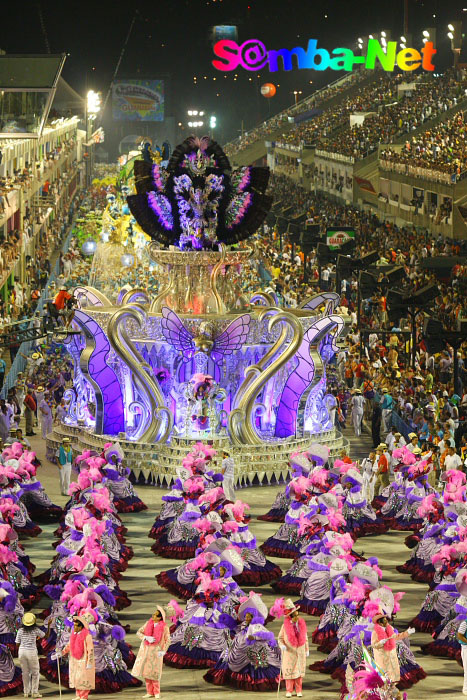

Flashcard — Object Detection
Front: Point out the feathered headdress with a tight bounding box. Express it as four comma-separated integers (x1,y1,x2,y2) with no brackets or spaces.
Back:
128,137,271,249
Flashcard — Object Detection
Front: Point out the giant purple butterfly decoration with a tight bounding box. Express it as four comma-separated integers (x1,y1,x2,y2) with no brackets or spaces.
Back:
160,306,250,364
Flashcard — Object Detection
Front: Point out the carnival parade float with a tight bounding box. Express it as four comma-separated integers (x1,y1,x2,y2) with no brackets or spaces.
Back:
47,136,348,484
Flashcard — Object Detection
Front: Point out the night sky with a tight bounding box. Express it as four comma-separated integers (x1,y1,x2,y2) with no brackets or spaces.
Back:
2,0,467,143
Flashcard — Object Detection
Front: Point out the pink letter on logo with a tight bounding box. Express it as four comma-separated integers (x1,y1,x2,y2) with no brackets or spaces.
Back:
212,40,240,71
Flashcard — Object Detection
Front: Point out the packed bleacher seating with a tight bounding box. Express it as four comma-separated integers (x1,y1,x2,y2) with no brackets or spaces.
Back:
380,111,467,183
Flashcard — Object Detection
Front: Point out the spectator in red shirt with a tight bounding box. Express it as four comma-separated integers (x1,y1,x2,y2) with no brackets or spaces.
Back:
355,359,365,388
53,286,71,311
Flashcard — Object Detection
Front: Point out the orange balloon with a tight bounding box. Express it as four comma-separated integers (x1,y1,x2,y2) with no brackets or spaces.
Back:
260,83,276,98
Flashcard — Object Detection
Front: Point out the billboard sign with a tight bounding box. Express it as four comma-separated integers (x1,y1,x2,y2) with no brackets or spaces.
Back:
326,227,355,250
112,80,164,122
212,38,436,74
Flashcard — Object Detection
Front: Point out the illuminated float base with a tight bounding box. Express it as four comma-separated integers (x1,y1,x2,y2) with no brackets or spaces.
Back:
46,424,348,486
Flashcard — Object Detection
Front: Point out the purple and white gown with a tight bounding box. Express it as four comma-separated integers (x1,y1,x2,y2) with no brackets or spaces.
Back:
164,590,238,669
151,499,203,559
261,501,313,559
228,524,282,585
204,620,280,691
410,572,458,633
0,644,22,696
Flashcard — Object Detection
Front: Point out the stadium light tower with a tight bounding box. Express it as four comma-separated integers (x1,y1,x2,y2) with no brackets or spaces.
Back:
293,90,303,105
447,21,462,68
187,108,205,130
422,27,437,50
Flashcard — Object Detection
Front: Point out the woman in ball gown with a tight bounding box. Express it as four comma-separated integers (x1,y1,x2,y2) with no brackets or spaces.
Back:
100,443,147,513
257,447,330,523
164,551,245,670
204,593,281,692
220,500,282,586
0,581,23,654
0,642,22,696
396,494,447,583
340,469,385,538
261,478,316,559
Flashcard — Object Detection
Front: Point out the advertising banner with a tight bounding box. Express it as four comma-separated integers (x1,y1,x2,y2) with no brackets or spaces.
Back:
112,80,164,122
326,226,356,249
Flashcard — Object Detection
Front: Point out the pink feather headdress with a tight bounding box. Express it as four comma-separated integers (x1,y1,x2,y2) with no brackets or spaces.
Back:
270,597,287,619
187,553,208,571
353,665,385,696
417,493,437,518
0,501,20,518
336,461,357,475
167,599,184,623
393,591,405,613
445,469,467,485
192,441,217,460
289,477,311,498
309,468,329,488
88,487,112,512
224,499,250,521
362,599,381,620
327,508,346,530
198,487,225,505
196,571,224,595
61,579,83,602
343,578,368,603
432,544,457,565
324,533,354,553
192,517,218,534
72,508,91,530
0,543,17,565
77,471,92,490
183,477,205,495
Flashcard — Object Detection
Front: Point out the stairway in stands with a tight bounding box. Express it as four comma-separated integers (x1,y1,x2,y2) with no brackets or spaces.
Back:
342,424,373,461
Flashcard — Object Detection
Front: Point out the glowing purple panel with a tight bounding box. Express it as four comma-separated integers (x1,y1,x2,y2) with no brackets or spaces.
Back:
274,316,343,438
74,310,125,435
274,331,316,439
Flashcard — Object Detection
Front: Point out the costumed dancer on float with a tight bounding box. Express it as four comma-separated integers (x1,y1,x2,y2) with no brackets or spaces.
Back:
271,598,309,698
132,605,171,699
59,612,95,700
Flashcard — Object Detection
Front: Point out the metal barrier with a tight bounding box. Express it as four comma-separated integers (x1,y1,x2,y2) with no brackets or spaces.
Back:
0,219,76,399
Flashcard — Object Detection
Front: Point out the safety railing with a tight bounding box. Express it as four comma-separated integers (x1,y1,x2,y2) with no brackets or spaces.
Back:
0,208,77,399
372,390,413,441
